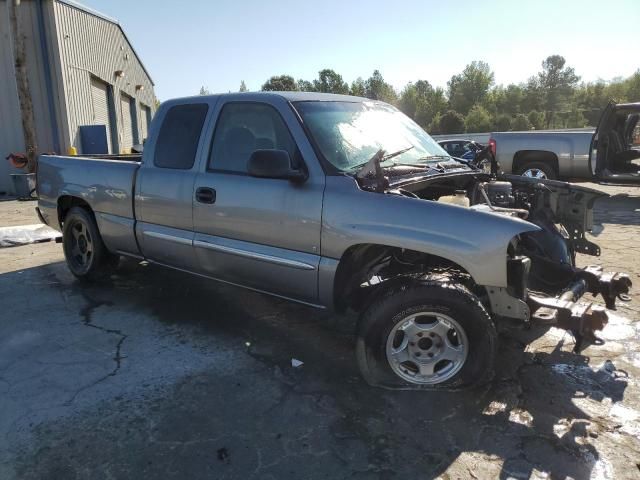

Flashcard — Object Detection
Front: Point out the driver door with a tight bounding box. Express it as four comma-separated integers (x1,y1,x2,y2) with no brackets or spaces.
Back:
192,100,325,305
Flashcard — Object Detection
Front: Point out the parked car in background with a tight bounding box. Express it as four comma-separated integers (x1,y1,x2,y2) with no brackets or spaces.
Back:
438,139,484,161
36,92,631,391
489,102,640,182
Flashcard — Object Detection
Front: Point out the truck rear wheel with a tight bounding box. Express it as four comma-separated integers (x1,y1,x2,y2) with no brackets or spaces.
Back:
62,207,119,280
356,282,497,390
516,161,557,180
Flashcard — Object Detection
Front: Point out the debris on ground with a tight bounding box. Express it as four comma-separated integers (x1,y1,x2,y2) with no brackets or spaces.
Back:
216,447,229,464
0,224,60,247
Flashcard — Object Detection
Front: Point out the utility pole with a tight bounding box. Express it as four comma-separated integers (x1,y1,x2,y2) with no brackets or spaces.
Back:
8,0,38,173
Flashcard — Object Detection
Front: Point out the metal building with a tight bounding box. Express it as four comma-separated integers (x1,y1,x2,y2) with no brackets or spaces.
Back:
0,0,156,195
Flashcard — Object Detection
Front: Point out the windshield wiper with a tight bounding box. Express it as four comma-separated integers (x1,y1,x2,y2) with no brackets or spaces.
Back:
416,155,451,161
349,146,415,171
381,146,415,162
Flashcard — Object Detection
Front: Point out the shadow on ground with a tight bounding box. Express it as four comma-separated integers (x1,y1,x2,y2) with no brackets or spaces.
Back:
593,193,640,227
3,260,632,479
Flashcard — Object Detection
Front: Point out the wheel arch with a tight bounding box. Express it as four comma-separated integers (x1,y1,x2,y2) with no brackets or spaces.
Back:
57,196,95,227
512,150,559,177
331,243,487,313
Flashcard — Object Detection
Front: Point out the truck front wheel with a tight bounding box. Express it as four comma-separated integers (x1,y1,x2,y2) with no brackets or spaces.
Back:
356,282,497,390
62,207,119,280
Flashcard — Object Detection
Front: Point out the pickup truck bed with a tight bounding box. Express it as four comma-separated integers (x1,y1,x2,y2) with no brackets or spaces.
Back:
38,155,142,256
490,102,640,183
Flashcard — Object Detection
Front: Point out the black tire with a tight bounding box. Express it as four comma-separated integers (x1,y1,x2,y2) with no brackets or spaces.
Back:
516,161,557,180
356,282,497,391
62,206,119,280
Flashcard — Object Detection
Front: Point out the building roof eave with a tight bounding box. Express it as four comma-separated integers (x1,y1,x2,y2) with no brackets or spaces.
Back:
53,0,155,86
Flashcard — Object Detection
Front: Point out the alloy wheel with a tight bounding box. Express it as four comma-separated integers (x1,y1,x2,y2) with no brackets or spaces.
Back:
385,311,468,385
522,168,548,179
68,219,93,271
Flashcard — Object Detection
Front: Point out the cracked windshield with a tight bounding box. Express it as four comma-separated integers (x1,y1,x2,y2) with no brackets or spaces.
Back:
294,101,449,170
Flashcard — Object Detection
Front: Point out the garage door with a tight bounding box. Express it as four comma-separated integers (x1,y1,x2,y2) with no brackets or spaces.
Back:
139,104,151,142
90,77,112,153
120,93,135,153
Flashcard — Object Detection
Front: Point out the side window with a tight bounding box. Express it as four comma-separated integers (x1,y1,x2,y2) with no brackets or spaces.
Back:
208,103,296,173
154,103,208,169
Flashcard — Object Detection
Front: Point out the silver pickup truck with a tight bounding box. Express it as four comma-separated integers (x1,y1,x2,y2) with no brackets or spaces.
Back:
36,92,631,391
490,102,640,182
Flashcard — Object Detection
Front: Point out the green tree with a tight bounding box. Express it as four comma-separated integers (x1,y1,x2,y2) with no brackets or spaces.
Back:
447,61,494,115
261,75,298,91
350,77,366,97
439,110,465,134
625,70,640,101
527,110,545,130
538,55,580,127
313,69,349,94
199,86,211,95
494,113,512,131
512,114,532,131
605,77,628,102
564,107,588,128
464,105,492,133
239,80,248,92
398,82,421,119
489,84,524,116
428,113,442,135
415,88,447,129
577,81,609,125
364,70,397,103
297,79,315,92
521,77,545,113
398,80,446,128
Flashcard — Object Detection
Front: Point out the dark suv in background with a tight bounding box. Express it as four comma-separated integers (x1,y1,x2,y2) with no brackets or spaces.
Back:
437,140,485,161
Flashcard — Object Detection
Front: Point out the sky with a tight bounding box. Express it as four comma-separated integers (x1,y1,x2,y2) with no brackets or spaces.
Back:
80,0,639,101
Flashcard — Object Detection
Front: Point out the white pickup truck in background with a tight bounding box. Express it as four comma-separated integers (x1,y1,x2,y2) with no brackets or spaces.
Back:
488,102,640,183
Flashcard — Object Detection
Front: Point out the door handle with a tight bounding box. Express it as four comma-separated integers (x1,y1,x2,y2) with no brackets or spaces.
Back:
195,187,216,204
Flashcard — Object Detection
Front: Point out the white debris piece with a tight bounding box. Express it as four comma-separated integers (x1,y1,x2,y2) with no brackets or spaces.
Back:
0,224,61,247
291,358,304,368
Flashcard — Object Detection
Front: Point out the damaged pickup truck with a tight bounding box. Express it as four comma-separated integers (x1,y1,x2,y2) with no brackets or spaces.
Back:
36,92,632,390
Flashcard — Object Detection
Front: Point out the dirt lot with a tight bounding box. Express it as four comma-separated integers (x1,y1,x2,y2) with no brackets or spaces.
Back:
1,184,639,479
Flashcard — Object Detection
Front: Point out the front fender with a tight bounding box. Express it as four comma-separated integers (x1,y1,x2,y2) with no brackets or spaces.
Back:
321,176,540,288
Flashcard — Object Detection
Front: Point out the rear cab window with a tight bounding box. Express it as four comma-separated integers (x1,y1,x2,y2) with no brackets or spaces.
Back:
154,103,209,169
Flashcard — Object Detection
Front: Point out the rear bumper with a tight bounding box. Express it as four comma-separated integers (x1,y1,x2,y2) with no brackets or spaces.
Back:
35,201,61,232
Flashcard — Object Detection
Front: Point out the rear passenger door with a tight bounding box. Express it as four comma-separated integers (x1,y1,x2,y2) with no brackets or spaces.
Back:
192,99,325,305
135,101,210,270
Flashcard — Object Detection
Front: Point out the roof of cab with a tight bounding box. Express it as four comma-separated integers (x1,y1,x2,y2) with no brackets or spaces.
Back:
265,91,368,102
166,91,371,105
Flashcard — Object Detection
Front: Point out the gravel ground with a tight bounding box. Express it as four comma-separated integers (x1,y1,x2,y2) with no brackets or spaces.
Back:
0,184,638,480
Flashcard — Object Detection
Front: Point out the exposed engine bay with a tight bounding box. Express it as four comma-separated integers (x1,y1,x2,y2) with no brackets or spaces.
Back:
353,157,632,353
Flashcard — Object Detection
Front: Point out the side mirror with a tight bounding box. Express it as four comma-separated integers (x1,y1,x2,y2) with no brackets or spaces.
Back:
247,149,306,181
